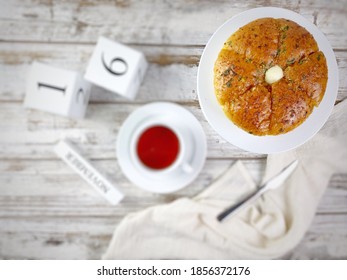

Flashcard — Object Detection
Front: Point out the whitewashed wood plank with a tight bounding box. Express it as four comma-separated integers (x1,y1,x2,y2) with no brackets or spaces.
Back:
0,213,346,259
0,158,345,259
0,160,345,216
0,218,113,259
0,159,265,215
0,102,265,159
318,174,347,214
0,159,345,220
284,214,347,259
0,43,346,103
0,43,200,102
0,158,263,259
0,1,346,48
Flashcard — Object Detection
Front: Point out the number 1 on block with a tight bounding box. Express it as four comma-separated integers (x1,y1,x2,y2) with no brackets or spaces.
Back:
24,62,90,118
37,82,66,95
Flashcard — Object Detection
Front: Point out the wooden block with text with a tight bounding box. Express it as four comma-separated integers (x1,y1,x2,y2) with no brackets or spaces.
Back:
24,62,91,118
84,37,148,99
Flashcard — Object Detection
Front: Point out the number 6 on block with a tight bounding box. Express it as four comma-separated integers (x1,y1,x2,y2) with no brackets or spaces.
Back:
84,37,148,99
24,62,91,118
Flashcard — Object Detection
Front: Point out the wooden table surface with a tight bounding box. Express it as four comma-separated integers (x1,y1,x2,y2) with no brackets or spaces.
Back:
0,0,346,259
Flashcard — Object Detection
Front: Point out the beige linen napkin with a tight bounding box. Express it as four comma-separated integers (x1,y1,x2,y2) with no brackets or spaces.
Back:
104,100,347,259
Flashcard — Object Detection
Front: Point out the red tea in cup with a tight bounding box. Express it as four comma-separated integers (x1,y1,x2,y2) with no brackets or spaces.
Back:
136,125,180,170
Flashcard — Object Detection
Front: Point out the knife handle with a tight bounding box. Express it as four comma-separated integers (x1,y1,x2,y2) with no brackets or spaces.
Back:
217,186,267,222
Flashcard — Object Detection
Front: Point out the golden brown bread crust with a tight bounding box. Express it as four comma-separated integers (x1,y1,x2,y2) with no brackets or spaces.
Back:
214,49,260,103
214,18,328,136
285,51,328,106
227,84,272,135
276,19,319,69
270,79,313,134
225,18,279,67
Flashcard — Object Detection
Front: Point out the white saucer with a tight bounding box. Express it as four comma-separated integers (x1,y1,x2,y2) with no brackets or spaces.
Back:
116,102,207,193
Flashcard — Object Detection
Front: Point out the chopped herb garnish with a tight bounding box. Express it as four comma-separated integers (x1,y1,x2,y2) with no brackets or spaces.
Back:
317,53,321,61
281,33,287,40
280,25,289,31
276,49,281,56
299,58,305,65
287,58,295,65
227,41,232,47
226,79,232,87
256,69,264,76
245,58,252,63
221,68,231,76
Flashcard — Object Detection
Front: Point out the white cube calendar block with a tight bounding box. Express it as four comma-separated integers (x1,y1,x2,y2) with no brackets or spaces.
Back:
84,37,148,99
24,62,91,118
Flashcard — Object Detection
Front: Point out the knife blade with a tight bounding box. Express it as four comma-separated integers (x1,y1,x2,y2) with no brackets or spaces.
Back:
217,160,299,222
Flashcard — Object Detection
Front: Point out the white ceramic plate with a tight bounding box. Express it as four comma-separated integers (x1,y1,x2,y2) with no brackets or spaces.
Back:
117,102,207,193
197,7,339,154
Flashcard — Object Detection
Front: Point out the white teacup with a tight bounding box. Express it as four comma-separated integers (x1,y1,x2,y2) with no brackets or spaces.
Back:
130,117,194,179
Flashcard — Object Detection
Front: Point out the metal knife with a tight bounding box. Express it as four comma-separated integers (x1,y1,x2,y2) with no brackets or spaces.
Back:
217,160,299,222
